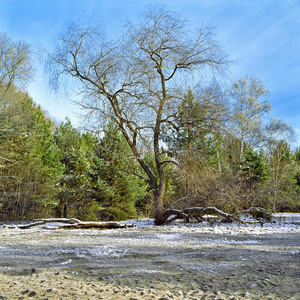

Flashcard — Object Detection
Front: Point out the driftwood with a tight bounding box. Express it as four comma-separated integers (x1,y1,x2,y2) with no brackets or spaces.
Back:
2,207,274,228
3,218,135,230
164,188,274,225
163,206,274,225
57,221,135,229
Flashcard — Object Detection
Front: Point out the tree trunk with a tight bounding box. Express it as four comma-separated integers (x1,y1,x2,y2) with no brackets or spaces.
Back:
63,202,68,218
272,189,277,212
154,191,165,225
238,139,244,176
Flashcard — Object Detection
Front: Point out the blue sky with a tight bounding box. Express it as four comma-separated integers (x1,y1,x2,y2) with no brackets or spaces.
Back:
1,0,299,145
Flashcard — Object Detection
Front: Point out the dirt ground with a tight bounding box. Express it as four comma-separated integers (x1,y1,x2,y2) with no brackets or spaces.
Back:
0,223,299,299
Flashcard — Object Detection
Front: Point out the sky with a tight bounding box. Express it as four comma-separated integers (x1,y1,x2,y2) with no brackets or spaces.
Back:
1,0,299,145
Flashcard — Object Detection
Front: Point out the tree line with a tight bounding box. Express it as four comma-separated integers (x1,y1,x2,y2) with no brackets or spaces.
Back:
1,7,299,224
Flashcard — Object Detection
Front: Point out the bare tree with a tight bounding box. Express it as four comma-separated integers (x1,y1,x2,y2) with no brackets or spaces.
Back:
45,7,229,224
226,76,271,169
264,118,296,211
0,33,34,98
0,34,34,186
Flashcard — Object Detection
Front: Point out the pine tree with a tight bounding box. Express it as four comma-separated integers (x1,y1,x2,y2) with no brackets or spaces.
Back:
53,118,98,220
92,122,148,221
0,87,63,221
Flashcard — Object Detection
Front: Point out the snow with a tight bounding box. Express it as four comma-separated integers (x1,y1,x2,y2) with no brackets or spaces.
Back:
0,214,299,275
1,213,300,236
120,214,300,236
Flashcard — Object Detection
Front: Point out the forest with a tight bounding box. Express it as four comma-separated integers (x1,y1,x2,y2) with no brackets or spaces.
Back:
1,7,299,224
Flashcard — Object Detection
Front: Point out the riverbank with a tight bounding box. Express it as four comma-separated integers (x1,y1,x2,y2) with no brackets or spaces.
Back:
1,219,300,299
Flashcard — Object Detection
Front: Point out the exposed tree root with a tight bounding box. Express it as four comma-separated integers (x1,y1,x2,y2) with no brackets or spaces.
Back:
163,206,274,224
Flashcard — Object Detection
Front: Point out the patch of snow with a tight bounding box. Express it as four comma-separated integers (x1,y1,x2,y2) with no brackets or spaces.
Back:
60,259,72,265
122,216,300,235
156,233,181,241
274,213,300,224
1,214,300,236
87,246,127,258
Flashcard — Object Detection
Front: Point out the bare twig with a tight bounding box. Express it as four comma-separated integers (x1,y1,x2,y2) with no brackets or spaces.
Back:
166,188,199,210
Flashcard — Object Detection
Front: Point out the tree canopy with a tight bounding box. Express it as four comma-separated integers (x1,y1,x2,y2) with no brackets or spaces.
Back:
46,7,229,224
0,7,299,223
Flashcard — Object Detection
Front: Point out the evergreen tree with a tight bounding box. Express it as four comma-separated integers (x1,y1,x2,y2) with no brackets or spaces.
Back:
241,149,271,183
53,118,98,220
92,122,148,221
0,87,63,221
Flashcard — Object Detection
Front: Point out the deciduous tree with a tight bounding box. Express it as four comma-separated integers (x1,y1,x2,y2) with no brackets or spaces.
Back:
0,33,33,99
227,76,271,170
46,6,229,224
264,118,297,211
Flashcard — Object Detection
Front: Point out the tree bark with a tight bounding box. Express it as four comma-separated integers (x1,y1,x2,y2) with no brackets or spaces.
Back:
154,185,166,225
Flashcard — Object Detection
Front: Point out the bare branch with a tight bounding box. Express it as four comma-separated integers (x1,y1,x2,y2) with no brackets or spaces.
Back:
45,7,229,225
166,188,199,210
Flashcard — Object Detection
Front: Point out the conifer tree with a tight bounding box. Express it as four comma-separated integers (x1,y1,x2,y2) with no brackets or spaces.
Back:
92,122,148,221
53,118,98,220
0,88,63,221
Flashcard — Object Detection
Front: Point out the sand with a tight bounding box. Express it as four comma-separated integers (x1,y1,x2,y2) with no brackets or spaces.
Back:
1,221,299,299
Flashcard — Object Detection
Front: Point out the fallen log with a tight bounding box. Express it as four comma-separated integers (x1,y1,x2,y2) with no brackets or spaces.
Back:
163,206,274,225
58,221,135,229
35,218,81,224
232,207,273,222
2,218,135,230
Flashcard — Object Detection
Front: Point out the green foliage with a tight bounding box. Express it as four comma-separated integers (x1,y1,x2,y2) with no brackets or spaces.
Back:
1,29,299,221
141,148,178,212
53,118,99,220
266,141,299,211
163,87,224,157
163,87,231,207
92,123,148,221
0,86,63,221
241,149,271,183
294,148,300,188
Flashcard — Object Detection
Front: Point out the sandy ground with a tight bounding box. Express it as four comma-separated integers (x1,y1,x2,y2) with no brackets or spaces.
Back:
1,270,296,300
0,221,299,299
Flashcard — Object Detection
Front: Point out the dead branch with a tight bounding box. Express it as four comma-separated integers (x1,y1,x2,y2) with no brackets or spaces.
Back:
35,218,81,224
232,207,273,222
166,188,199,210
163,206,274,224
